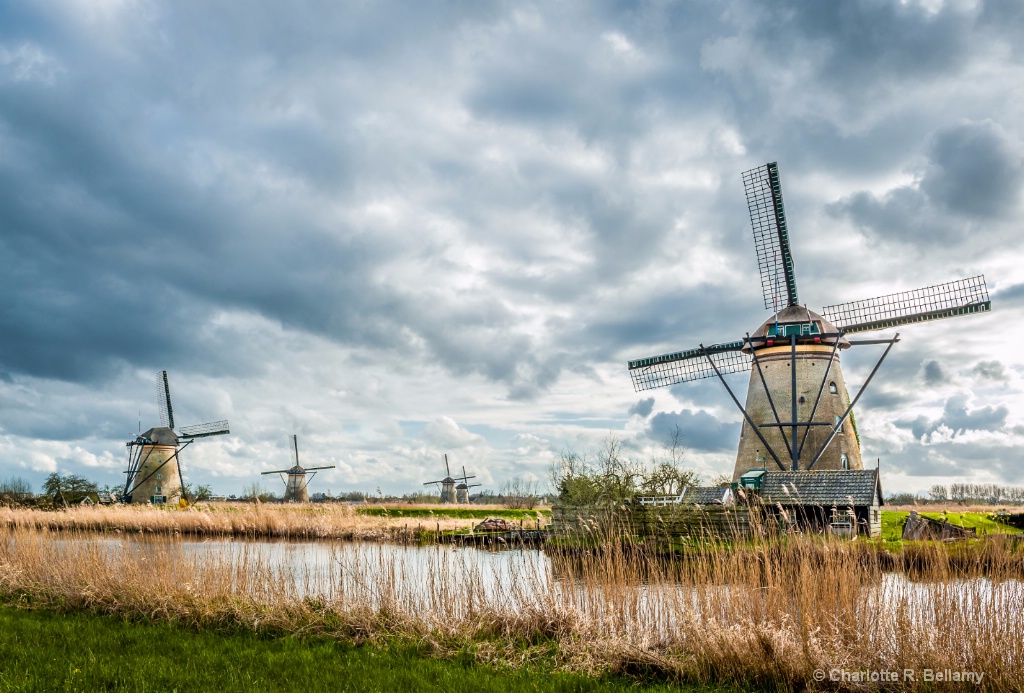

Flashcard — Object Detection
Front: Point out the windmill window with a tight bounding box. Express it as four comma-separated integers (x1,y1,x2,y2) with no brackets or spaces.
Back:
835,415,843,431
829,382,838,394
841,454,849,470
156,486,162,493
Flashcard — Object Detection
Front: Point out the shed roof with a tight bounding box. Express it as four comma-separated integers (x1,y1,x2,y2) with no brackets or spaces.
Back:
681,486,732,505
758,470,882,507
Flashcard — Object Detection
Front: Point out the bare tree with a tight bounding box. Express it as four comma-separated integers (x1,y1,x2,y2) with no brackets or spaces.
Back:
0,476,33,500
500,478,540,509
640,424,702,496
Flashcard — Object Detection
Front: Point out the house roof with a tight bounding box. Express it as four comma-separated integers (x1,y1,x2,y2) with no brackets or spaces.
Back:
758,469,882,507
681,486,732,505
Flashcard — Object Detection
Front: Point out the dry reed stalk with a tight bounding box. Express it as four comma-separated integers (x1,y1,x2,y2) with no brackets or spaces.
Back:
0,527,1021,691
0,504,523,541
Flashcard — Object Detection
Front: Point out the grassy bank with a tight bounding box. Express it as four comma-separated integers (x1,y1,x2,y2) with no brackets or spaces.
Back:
0,503,550,541
1,527,1022,691
0,607,707,693
356,506,548,522
880,510,1022,541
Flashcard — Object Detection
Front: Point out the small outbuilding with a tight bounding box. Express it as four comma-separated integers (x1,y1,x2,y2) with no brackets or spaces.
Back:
745,469,883,538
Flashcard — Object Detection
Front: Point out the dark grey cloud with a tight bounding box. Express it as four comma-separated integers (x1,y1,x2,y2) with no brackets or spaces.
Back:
648,409,737,453
972,360,1008,381
857,386,913,413
826,121,1023,246
627,397,654,418
921,121,1024,218
895,393,1009,440
0,1,1021,494
995,282,1024,308
922,360,950,387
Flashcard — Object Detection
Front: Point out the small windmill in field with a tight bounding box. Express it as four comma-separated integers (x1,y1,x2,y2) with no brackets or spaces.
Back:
628,162,991,480
262,435,335,502
423,454,461,504
455,465,481,504
123,371,229,505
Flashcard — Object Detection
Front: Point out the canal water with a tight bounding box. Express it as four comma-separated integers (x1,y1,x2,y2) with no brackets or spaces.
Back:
37,534,1024,637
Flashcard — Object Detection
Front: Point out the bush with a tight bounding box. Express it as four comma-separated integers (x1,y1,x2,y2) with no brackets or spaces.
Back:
550,428,703,507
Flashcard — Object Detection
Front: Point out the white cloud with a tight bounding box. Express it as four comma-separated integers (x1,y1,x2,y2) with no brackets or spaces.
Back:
0,1,1022,498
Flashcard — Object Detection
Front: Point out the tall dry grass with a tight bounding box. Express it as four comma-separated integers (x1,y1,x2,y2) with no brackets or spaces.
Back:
0,503,510,541
0,525,1021,691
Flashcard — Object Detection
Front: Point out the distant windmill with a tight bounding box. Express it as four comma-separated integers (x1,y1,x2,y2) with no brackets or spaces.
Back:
455,465,481,504
423,454,460,504
262,435,335,502
628,162,991,480
123,371,230,505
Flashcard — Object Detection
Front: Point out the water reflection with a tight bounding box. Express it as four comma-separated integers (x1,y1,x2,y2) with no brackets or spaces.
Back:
44,534,1024,625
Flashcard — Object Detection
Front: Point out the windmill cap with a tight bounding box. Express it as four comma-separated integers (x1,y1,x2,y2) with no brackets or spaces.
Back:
138,427,178,446
288,465,305,475
744,306,850,353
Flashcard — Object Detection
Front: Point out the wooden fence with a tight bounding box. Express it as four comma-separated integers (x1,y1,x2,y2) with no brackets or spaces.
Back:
551,503,761,540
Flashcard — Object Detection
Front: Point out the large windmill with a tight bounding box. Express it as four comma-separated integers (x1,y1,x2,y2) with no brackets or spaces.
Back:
123,371,230,504
261,435,335,502
424,454,460,504
628,162,991,480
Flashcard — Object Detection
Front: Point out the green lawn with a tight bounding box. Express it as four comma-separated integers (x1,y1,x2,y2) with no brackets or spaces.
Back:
357,507,550,522
881,511,909,541
881,510,1022,541
0,607,739,693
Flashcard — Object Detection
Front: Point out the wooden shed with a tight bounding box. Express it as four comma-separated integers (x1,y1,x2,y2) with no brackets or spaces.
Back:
754,469,883,538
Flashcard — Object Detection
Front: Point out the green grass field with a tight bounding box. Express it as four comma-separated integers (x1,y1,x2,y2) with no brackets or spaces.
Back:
357,506,550,521
0,607,739,693
880,510,1022,541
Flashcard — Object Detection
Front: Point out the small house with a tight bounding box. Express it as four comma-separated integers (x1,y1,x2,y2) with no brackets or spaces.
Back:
751,469,883,538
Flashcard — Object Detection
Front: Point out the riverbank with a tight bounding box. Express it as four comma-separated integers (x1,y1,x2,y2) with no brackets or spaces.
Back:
0,502,549,542
1,527,1021,691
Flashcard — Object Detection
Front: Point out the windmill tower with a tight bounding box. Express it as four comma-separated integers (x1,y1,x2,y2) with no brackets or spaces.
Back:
423,455,458,504
261,435,335,502
628,162,991,479
455,465,481,504
123,371,230,504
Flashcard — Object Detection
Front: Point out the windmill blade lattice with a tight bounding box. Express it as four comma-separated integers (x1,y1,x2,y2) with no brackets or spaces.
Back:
156,371,174,430
744,162,799,310
178,420,230,439
628,341,750,392
821,276,990,334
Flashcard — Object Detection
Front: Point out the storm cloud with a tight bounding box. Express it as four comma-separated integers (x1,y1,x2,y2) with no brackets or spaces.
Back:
0,1,1022,496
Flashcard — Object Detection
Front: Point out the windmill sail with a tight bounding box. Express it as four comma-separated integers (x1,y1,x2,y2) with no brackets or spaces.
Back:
744,162,799,310
157,371,174,430
821,276,990,334
178,420,230,439
628,341,750,392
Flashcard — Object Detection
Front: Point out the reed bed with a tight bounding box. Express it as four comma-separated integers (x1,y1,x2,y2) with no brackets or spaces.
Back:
0,503,523,541
0,526,1021,691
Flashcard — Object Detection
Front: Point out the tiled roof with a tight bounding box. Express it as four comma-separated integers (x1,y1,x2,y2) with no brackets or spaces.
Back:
758,470,882,507
682,486,731,505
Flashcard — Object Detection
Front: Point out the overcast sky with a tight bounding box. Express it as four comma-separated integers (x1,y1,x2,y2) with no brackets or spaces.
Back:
2,0,1023,498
